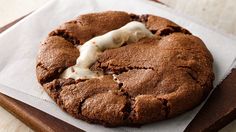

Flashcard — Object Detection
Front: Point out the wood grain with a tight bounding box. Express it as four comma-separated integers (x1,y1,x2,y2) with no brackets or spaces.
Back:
0,94,84,132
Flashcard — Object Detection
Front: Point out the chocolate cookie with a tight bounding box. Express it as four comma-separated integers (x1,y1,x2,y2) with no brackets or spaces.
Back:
36,11,214,127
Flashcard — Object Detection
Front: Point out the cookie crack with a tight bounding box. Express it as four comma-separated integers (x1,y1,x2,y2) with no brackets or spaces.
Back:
119,89,133,122
37,62,66,84
37,62,54,83
177,66,198,83
37,62,48,71
78,89,119,115
159,25,191,36
77,89,130,126
111,75,127,112
158,98,170,118
96,62,154,94
50,79,76,102
129,14,191,37
116,65,154,74
49,29,80,45
129,14,149,23
161,48,205,51
97,61,154,75
78,97,88,115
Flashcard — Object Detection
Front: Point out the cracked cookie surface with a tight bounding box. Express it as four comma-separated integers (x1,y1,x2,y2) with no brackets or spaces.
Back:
36,11,214,127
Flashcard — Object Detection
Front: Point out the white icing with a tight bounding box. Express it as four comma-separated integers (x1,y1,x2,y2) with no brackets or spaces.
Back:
60,21,153,80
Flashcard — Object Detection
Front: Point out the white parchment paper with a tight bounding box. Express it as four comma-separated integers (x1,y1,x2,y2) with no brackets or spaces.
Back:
0,0,236,131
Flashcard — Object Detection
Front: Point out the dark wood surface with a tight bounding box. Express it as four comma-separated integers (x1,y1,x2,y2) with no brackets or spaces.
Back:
0,16,84,132
185,69,236,132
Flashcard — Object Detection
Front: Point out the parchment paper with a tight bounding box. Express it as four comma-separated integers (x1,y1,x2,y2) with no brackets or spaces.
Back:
0,0,236,131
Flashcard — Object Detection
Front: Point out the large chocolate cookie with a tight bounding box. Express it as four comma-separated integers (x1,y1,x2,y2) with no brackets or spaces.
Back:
36,11,214,126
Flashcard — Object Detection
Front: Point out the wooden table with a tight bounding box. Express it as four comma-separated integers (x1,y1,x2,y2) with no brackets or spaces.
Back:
0,0,236,131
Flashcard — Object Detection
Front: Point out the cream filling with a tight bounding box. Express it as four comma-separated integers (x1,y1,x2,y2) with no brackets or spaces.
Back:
60,21,154,80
